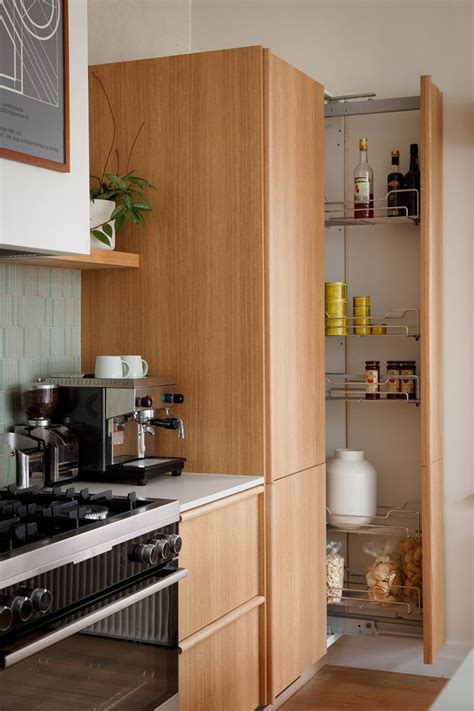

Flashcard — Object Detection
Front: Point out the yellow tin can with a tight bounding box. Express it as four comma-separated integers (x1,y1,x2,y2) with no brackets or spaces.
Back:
326,326,348,336
353,296,371,307
353,305,371,316
325,282,347,300
354,316,370,336
371,324,387,335
325,299,348,317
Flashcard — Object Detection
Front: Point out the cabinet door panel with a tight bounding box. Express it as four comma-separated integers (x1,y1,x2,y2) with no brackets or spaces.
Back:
180,605,262,711
264,51,325,481
179,490,263,639
267,465,326,700
420,75,445,664
84,47,265,475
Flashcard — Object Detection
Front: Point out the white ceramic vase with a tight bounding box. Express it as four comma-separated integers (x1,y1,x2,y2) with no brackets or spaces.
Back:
90,199,116,250
327,449,377,530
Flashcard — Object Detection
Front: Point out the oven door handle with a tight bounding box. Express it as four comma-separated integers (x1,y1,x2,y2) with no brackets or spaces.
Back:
2,567,188,669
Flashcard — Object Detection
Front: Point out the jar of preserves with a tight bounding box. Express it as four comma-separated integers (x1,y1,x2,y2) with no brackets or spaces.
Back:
365,361,380,400
386,360,402,399
401,361,417,400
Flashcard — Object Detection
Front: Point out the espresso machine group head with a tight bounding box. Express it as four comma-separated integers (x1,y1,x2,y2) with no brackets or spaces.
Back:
46,376,186,485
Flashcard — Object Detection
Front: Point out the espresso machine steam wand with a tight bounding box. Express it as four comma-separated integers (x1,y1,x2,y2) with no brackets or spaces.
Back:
134,409,185,459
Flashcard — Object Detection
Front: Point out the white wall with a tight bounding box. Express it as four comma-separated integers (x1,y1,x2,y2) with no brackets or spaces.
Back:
88,0,191,64
0,0,90,255
87,0,474,668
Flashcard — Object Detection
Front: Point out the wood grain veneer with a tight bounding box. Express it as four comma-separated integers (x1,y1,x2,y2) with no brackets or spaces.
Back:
420,75,445,664
179,605,263,711
0,249,139,270
84,47,265,474
178,487,263,640
267,465,327,701
264,51,325,481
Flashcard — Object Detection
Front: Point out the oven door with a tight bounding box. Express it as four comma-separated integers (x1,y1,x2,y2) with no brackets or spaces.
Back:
0,567,187,711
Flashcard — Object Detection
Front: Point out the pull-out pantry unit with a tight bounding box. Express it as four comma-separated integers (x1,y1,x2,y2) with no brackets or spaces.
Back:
324,78,443,666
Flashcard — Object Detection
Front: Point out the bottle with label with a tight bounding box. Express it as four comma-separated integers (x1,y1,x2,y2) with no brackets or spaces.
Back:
387,150,404,216
386,360,402,399
365,361,380,400
354,138,374,219
401,361,417,400
404,144,420,217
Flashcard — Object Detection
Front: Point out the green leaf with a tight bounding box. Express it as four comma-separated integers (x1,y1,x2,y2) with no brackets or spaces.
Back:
132,208,146,227
128,175,156,189
125,209,142,226
91,229,111,247
134,203,152,212
124,193,133,209
105,173,126,190
110,204,126,220
115,214,125,234
102,223,113,238
132,194,151,209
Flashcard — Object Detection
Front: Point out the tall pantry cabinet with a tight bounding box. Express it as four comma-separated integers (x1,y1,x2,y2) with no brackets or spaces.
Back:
83,46,444,705
84,46,326,705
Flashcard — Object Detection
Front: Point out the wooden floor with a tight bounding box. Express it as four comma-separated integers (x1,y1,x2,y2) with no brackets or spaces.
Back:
280,665,447,711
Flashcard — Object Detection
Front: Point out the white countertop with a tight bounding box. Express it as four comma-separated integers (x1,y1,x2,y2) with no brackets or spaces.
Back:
79,472,264,512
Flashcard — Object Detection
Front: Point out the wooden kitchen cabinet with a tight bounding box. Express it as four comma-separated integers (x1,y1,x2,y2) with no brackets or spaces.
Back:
179,487,264,640
267,465,327,701
180,600,264,711
84,46,325,481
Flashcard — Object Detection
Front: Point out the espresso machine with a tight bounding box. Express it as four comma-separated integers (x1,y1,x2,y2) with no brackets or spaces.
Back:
15,381,79,485
46,375,186,485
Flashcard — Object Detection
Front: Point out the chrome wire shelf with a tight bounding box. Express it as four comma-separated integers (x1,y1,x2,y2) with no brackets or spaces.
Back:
327,503,421,538
325,189,419,227
328,585,421,616
325,308,420,339
326,373,420,404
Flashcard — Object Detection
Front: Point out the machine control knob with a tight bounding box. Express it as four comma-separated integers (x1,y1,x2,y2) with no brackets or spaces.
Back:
136,395,155,408
29,588,53,614
166,534,183,556
0,605,13,632
161,393,184,405
10,595,33,622
130,539,171,565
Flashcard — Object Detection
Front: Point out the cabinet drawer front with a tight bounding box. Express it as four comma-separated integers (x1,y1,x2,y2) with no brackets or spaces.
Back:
179,491,263,639
180,605,262,711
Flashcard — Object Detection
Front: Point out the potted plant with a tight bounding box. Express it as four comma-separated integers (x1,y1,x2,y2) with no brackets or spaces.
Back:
90,73,155,250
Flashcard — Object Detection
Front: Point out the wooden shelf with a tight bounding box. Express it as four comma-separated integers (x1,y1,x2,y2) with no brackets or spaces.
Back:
0,248,140,270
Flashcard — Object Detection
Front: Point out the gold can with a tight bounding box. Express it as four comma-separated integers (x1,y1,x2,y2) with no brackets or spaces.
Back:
325,282,347,300
326,325,348,336
354,320,371,336
325,299,347,318
354,305,370,316
353,295,371,307
371,324,387,336
326,317,347,328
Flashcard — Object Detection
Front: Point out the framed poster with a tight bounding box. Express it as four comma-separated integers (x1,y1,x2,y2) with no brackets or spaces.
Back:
0,0,69,172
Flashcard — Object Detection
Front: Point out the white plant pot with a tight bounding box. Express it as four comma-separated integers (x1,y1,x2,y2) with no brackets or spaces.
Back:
90,199,116,250
327,449,377,530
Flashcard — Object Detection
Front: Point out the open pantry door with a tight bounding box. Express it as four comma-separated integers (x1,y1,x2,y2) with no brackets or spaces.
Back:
420,75,445,664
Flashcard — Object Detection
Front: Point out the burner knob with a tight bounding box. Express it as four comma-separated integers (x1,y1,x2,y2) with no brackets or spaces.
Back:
29,588,53,614
131,542,159,565
11,595,33,622
166,534,183,556
153,538,171,562
0,605,13,632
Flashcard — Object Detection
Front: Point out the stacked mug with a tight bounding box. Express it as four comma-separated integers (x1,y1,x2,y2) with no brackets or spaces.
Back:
353,295,371,336
325,282,347,336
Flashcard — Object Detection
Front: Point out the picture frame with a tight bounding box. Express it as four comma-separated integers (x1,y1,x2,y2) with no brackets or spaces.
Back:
0,0,70,172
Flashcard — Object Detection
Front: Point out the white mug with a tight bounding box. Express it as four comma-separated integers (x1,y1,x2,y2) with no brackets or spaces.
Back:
95,355,130,379
121,355,149,378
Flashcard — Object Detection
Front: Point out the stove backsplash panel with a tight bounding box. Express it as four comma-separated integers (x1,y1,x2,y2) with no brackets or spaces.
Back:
0,264,81,475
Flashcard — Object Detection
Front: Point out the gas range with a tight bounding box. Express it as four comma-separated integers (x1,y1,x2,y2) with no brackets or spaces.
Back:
0,484,180,588
0,484,185,709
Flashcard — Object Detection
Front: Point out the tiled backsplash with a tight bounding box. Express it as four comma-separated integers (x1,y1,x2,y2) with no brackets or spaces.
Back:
0,265,81,431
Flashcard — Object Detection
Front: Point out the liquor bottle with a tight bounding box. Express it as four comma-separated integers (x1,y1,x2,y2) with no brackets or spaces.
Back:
404,143,420,217
354,138,374,218
387,150,404,216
